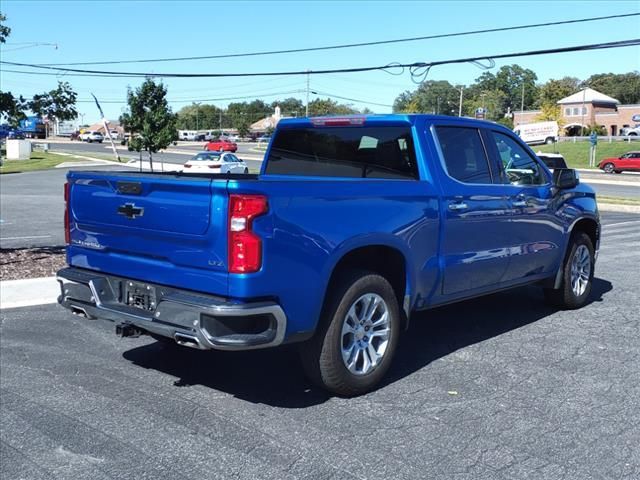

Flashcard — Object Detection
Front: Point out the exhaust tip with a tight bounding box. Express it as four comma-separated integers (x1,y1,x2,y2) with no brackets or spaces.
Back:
174,332,204,349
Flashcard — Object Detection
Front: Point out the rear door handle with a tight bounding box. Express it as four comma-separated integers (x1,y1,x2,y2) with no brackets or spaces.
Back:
448,201,468,211
512,194,528,207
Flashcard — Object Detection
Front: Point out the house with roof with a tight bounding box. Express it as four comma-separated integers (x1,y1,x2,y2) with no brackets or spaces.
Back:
513,87,639,136
250,106,292,133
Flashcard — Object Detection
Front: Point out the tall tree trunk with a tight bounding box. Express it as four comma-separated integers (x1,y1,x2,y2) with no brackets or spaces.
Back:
148,150,154,172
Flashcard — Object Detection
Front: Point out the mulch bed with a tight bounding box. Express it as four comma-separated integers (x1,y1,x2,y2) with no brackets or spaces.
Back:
0,247,67,281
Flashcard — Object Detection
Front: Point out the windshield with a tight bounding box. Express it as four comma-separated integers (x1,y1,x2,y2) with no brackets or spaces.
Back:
192,152,222,161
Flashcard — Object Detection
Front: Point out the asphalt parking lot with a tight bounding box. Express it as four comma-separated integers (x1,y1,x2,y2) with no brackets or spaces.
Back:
1,212,638,479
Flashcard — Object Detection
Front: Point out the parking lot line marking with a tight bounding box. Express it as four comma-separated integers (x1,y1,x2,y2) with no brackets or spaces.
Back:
0,235,52,241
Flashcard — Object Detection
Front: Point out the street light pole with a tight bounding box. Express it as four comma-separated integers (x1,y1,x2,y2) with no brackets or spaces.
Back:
458,86,464,117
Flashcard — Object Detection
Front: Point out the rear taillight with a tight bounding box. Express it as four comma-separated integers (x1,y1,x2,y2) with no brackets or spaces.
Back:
208,165,221,169
64,182,70,244
228,194,268,273
183,163,192,168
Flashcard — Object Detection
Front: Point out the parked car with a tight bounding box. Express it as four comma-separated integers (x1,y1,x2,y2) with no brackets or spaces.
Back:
620,125,639,136
57,114,599,396
598,151,640,173
536,152,568,170
256,135,271,144
182,152,249,173
79,131,104,143
204,139,238,152
227,135,241,142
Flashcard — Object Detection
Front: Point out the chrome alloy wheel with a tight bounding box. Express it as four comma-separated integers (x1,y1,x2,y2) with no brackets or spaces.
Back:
341,293,391,376
570,244,591,297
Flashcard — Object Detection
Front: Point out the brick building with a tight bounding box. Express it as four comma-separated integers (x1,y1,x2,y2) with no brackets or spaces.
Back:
513,88,640,136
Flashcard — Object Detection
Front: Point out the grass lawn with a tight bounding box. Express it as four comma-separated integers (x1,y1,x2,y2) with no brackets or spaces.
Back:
0,152,85,174
535,140,639,169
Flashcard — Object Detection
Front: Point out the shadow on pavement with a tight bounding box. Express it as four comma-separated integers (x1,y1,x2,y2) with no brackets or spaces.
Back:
122,278,612,408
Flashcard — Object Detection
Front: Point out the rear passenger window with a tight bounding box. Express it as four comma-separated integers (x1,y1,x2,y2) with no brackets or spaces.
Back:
490,131,546,185
265,126,418,179
435,126,493,184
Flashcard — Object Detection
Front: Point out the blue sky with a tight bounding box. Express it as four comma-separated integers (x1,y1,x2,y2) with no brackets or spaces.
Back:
1,0,639,123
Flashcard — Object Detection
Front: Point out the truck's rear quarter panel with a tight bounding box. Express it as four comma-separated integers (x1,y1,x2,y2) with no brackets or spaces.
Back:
227,177,440,337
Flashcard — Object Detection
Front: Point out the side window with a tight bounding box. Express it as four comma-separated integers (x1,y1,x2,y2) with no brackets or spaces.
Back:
435,126,493,184
490,131,547,186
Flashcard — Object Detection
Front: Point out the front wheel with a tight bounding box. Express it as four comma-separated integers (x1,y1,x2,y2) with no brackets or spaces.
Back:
544,232,594,309
299,270,401,396
603,162,615,174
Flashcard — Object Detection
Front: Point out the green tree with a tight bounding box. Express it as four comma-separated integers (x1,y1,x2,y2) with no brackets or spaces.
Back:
583,72,640,104
463,89,508,121
176,103,224,130
535,103,565,127
119,79,177,171
392,80,460,115
0,91,27,127
307,98,357,116
0,12,10,43
271,98,304,117
29,81,78,136
538,77,580,105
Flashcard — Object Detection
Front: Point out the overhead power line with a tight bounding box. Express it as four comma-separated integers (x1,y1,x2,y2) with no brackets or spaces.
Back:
2,39,639,78
75,90,306,104
25,12,640,66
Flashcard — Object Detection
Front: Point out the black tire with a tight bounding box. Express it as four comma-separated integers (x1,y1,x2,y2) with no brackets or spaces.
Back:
545,137,554,145
299,270,401,396
243,168,249,174
544,232,594,309
602,162,615,174
614,170,622,174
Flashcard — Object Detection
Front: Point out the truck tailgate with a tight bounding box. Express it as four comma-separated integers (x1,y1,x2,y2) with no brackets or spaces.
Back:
67,171,229,294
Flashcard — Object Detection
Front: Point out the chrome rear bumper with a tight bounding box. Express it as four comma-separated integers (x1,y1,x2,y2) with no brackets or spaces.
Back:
57,267,287,351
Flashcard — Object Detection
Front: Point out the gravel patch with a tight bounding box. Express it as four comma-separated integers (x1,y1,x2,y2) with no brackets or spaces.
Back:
0,247,66,281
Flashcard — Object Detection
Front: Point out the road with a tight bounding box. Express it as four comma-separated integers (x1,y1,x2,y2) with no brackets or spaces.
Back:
1,212,639,479
47,140,264,171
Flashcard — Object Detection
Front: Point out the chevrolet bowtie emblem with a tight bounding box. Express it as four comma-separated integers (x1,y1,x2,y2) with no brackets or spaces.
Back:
117,203,144,219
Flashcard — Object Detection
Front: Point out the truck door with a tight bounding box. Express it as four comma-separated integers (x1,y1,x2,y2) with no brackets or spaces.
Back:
483,129,565,282
431,125,513,297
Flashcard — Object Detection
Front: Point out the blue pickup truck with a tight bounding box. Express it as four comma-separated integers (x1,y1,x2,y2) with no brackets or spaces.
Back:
58,115,599,396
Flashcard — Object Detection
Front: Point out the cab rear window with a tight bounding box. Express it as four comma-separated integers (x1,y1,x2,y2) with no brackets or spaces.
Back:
265,126,418,179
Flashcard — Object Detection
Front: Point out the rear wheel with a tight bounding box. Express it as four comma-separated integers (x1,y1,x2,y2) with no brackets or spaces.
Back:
243,168,249,174
544,232,594,309
299,270,401,396
603,162,615,174
545,137,554,145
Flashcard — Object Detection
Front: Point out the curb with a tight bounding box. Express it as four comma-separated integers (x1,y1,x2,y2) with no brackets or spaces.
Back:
0,276,59,309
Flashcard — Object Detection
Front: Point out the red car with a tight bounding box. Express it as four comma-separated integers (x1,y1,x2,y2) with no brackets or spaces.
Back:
598,151,640,174
204,139,238,152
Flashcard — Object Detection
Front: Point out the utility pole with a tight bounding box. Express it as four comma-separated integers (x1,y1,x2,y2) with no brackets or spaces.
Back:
219,109,222,131
458,86,464,117
520,82,525,120
305,70,310,117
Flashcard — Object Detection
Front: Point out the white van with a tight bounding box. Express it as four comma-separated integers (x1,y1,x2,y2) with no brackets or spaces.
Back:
513,121,559,145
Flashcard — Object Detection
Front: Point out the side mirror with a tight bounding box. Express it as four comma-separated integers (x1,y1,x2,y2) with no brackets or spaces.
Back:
553,168,579,189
